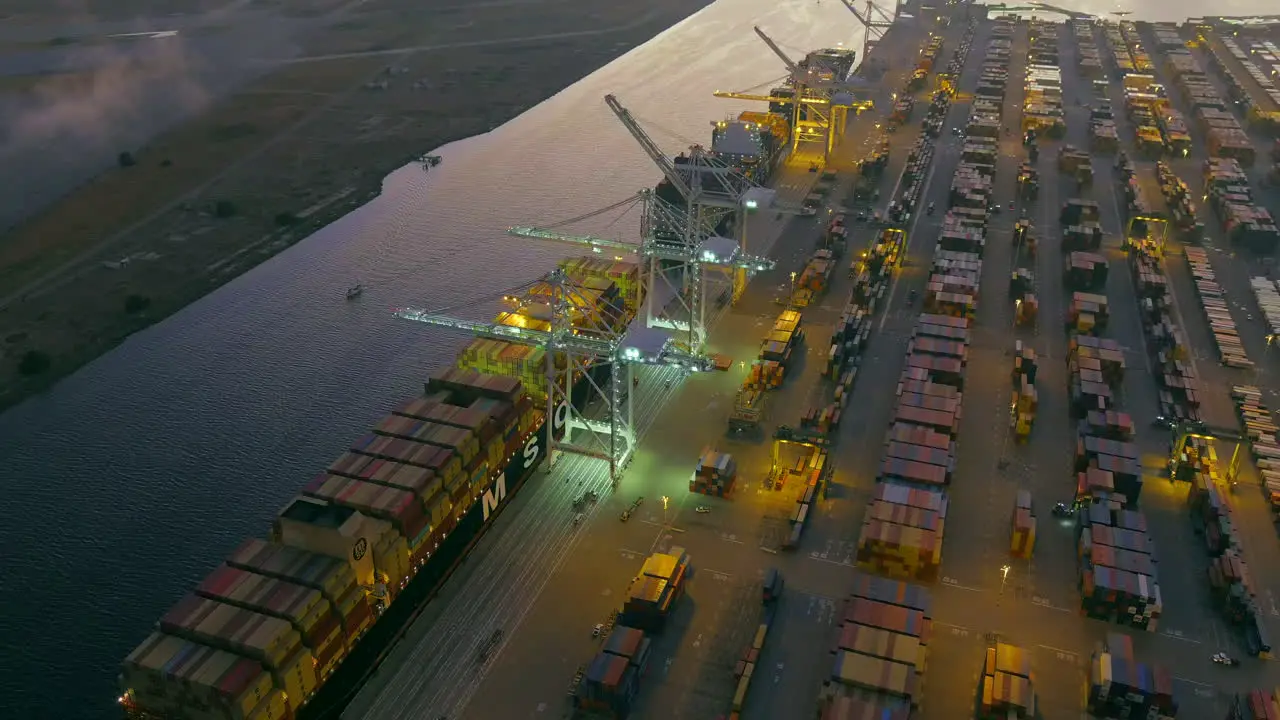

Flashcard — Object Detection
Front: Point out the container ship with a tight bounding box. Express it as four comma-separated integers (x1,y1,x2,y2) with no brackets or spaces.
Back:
117,256,642,720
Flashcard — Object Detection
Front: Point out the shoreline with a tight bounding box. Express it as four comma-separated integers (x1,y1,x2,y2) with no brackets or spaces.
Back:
0,0,713,415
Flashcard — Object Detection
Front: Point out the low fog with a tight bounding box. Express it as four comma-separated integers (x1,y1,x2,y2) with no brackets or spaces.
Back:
0,1,300,231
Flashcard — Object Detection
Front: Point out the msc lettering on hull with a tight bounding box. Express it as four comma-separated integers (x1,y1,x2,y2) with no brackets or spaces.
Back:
482,403,568,521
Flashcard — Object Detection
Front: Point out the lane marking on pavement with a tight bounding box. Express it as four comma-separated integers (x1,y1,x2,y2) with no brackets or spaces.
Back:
702,569,733,579
1173,676,1214,688
1036,644,1078,659
941,576,985,592
619,547,646,557
806,555,853,568
1030,596,1072,613
1160,631,1203,645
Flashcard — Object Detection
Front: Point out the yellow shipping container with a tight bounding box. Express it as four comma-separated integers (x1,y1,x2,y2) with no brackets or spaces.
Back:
457,338,550,402
559,256,642,312
426,491,452,528
336,586,374,638
273,645,319,712
246,688,291,720
122,633,277,720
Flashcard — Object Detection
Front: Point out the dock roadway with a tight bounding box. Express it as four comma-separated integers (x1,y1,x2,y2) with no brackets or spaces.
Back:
340,14,952,717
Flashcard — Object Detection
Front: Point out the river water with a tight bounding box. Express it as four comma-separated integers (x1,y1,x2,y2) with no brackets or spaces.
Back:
0,0,1269,717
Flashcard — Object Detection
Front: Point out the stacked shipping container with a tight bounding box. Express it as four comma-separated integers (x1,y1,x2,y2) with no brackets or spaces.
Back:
816,574,931,717
1125,214,1204,424
1077,505,1163,629
574,625,652,718
620,548,690,634
121,369,545,720
1023,21,1065,137
1183,245,1252,368
978,642,1040,719
690,448,737,497
1202,157,1279,253
728,604,778,716
456,257,640,402
1087,633,1178,718
1010,490,1036,559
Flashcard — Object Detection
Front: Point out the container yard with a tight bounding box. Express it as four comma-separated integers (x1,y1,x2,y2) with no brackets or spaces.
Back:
121,5,1280,720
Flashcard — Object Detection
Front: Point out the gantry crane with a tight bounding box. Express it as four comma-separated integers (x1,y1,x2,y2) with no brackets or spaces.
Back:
746,26,874,165
602,93,808,348
1163,420,1244,485
508,191,777,334
395,268,717,482
839,0,897,74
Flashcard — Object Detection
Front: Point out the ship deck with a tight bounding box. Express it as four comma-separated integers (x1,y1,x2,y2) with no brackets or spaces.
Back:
345,9,1280,720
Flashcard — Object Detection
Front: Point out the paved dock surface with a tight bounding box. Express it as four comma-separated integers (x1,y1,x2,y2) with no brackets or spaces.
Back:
347,10,1280,720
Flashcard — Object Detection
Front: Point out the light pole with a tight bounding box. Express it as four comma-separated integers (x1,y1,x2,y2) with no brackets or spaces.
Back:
1000,565,1011,596
661,495,669,525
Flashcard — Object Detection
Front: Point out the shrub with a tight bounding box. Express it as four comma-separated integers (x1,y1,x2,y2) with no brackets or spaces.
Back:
18,350,51,376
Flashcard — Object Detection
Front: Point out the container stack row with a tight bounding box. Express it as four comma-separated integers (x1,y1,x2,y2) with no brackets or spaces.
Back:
1087,632,1178,719
1232,386,1280,630
1067,333,1125,417
1023,21,1065,137
728,604,777,717
1248,277,1280,338
1060,198,1104,253
909,34,946,90
1182,245,1253,368
1187,473,1269,649
1073,18,1103,77
831,227,906,377
1202,31,1280,134
1010,489,1037,559
780,445,827,550
459,258,639,402
1011,340,1038,442
1058,144,1094,188
574,624,653,719
1229,689,1280,719
121,369,542,720
1077,503,1162,629
816,574,932,719
855,312,968,581
1154,160,1199,236
975,18,1011,102
978,642,1040,719
791,248,838,308
619,547,690,635
1202,157,1280,253
1067,291,1109,335
1160,33,1225,160
690,447,737,497
1126,223,1203,424
746,309,803,391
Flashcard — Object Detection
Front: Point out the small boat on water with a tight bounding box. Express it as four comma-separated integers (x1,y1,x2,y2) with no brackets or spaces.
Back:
346,284,364,300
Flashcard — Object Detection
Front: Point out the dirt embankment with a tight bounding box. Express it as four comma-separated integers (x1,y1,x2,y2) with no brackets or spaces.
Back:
0,0,712,412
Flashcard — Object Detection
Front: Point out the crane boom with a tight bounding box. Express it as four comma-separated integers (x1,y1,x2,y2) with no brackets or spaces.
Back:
753,26,800,75
712,90,832,105
507,227,636,253
395,306,717,370
604,94,693,201
507,226,776,270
